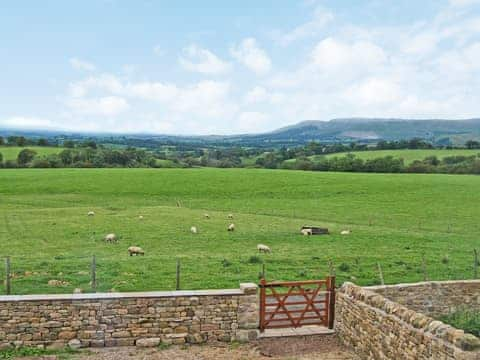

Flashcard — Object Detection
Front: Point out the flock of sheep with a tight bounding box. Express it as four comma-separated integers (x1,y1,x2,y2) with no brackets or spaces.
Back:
88,209,351,257
88,210,272,256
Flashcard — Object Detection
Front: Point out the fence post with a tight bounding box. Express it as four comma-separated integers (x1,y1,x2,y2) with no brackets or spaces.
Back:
176,258,181,290
259,278,266,332
474,249,478,279
422,254,428,281
327,276,336,329
328,259,336,276
5,257,11,295
91,255,96,293
261,263,265,279
377,262,385,285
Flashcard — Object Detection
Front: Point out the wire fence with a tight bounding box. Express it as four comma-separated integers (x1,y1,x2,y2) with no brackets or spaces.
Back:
1,249,479,295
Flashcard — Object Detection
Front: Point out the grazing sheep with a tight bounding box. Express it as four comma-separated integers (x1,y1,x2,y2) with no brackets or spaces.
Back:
104,233,117,243
204,213,210,219
340,230,351,235
228,213,234,219
128,246,145,256
190,226,198,234
257,244,271,253
228,223,235,232
87,211,95,216
301,228,312,236
73,288,83,294
138,215,144,220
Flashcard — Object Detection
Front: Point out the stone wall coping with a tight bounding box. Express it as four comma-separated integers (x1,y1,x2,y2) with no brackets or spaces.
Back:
340,282,480,352
365,279,480,291
0,288,247,303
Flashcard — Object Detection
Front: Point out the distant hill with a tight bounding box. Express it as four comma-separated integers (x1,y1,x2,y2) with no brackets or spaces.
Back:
241,118,480,146
2,118,480,147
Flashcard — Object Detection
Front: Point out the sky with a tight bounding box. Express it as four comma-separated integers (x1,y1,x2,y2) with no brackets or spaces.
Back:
1,0,480,135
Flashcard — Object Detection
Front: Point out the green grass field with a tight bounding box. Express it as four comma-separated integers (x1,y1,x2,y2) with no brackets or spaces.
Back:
1,168,479,295
322,149,480,164
0,146,61,161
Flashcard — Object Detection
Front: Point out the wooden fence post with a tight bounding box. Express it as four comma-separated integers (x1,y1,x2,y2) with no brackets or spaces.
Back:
91,255,96,292
259,278,266,332
474,249,478,279
377,262,385,285
5,257,11,295
176,259,181,290
328,259,336,277
422,254,428,281
261,263,265,279
327,276,336,329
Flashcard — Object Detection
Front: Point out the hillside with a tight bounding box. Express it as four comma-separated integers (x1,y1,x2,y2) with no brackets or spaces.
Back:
0,146,61,161
3,118,480,148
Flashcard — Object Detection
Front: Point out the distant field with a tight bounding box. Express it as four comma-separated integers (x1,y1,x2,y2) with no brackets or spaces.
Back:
0,146,61,161
1,168,479,295
322,149,480,164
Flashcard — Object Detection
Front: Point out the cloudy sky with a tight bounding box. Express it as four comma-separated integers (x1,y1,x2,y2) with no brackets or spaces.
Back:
1,0,480,135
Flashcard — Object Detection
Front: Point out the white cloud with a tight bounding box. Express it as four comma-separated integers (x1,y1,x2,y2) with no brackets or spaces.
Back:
153,45,165,56
69,58,96,72
179,45,231,75
0,116,55,130
311,37,386,71
278,7,334,45
236,112,270,132
230,38,272,75
244,86,284,104
66,96,129,116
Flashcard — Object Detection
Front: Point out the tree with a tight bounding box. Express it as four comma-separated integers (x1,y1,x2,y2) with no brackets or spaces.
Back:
59,149,73,165
466,140,480,149
63,140,75,148
17,149,37,166
0,136,4,145
16,136,26,146
0,152,3,166
37,138,48,146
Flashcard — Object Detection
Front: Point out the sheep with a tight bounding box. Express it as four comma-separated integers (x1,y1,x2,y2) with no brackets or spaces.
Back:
128,246,145,256
340,230,351,235
138,215,144,220
87,211,95,216
228,213,234,219
301,228,312,236
228,223,235,232
257,244,271,253
190,226,198,234
104,233,117,243
204,213,210,219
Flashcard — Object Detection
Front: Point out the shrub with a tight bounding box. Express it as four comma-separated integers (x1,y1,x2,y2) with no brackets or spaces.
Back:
338,262,350,272
247,255,262,264
440,308,480,337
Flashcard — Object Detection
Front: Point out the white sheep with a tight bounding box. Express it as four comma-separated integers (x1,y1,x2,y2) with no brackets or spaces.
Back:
228,213,234,219
257,244,271,253
204,213,210,219
104,233,117,243
138,215,144,220
340,230,351,235
301,228,312,236
87,211,95,216
228,223,235,232
190,226,198,234
128,246,145,256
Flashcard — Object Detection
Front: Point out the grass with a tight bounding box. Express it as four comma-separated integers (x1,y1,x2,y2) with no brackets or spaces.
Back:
322,149,480,164
0,168,480,294
0,146,61,161
0,346,78,359
440,308,480,337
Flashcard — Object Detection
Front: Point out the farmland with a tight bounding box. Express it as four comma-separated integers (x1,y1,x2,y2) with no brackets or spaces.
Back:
322,149,480,164
1,168,479,295
0,146,60,161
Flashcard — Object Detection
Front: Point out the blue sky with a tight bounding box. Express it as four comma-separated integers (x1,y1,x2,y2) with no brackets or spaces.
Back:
1,0,479,134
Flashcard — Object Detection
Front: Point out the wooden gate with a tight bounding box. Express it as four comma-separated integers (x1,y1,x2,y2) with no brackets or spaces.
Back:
259,277,335,331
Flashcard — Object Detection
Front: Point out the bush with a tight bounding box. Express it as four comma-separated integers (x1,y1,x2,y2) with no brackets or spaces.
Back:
247,255,262,264
440,308,480,337
338,262,350,272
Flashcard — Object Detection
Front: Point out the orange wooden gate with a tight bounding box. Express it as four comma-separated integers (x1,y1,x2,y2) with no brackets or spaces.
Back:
259,277,335,331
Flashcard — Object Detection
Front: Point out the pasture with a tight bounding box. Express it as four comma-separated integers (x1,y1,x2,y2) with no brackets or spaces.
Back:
322,149,480,164
0,146,61,161
1,168,480,294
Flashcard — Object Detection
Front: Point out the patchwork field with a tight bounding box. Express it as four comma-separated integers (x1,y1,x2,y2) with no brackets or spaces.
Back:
1,168,479,295
323,149,480,164
0,146,60,161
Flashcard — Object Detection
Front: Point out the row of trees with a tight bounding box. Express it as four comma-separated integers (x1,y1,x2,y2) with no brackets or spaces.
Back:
282,154,480,174
0,147,157,168
0,135,96,149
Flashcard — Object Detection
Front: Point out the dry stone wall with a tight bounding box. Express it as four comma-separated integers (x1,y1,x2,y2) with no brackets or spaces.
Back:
0,283,259,350
367,280,480,317
336,282,480,360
